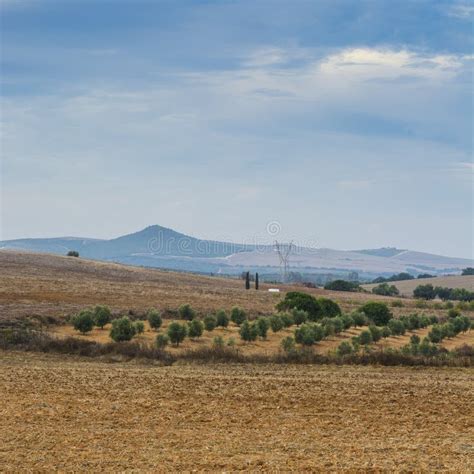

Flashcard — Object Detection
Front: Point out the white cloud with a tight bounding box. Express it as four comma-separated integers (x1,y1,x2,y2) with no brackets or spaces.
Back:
447,3,474,19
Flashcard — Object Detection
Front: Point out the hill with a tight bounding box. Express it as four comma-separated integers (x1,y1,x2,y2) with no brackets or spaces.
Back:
1,225,472,277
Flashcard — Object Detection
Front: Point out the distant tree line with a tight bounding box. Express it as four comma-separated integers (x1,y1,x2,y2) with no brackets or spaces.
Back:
414,284,474,301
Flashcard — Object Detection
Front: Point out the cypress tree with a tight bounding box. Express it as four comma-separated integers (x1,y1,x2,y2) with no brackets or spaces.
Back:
245,271,250,290
255,272,259,290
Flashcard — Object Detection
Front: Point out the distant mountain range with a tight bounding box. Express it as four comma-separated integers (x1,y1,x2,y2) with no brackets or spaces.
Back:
1,225,472,280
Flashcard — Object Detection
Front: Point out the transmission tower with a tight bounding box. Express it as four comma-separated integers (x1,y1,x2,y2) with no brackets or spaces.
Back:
274,240,293,283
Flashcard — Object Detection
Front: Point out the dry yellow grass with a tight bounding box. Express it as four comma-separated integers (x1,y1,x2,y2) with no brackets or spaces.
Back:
0,351,472,471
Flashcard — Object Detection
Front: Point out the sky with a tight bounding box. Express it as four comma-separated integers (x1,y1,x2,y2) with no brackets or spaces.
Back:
1,0,473,257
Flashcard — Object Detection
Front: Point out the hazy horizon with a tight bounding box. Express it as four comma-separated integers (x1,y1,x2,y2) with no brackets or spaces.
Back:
1,0,473,258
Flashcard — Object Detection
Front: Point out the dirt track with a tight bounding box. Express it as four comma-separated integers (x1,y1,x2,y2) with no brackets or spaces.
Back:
0,352,472,471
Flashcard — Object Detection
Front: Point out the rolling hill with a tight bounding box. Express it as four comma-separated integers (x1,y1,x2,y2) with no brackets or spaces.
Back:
1,225,472,278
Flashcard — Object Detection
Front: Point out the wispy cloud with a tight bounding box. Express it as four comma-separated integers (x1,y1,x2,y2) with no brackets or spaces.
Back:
447,2,474,19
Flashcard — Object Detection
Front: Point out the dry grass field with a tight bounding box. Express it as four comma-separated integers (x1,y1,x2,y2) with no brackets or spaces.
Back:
0,351,472,471
363,274,474,296
0,250,460,326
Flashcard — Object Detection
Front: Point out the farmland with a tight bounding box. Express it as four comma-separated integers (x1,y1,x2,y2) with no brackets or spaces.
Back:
1,250,473,471
1,352,473,471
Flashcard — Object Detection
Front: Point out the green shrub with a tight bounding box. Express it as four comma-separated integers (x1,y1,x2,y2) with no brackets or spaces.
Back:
239,321,257,342
294,324,316,346
167,321,188,346
351,311,368,327
67,250,79,257
444,301,454,309
337,341,353,356
203,314,217,332
429,315,439,325
413,284,436,300
292,308,308,325
188,319,204,339
155,333,169,349
332,317,344,334
279,312,294,328
134,321,145,334
280,336,296,353
72,310,95,334
178,304,196,321
322,318,335,337
230,307,246,326
276,292,322,321
415,299,428,308
324,280,360,292
93,305,111,329
269,314,284,333
147,308,163,330
255,317,270,339
358,330,373,346
447,308,461,319
213,335,225,347
428,325,443,343
391,300,404,308
341,314,354,330
227,337,236,347
410,334,420,345
317,298,341,318
368,325,382,342
372,283,399,296
360,302,392,326
110,317,136,342
381,326,391,338
216,309,230,328
388,319,406,336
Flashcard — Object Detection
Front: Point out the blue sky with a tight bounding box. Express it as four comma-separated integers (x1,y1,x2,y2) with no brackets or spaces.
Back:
1,0,473,257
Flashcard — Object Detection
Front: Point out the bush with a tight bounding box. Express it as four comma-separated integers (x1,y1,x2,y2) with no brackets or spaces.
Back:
269,314,284,333
230,307,246,326
388,319,406,336
213,335,225,347
155,333,169,349
381,326,391,338
178,304,196,321
448,308,461,319
360,302,392,326
322,319,335,337
72,310,95,334
410,334,420,345
167,321,188,346
292,309,308,326
391,300,404,308
324,280,360,292
332,317,344,334
351,311,367,327
276,292,322,321
294,323,324,346
280,336,296,353
110,317,136,342
67,250,79,257
239,321,257,342
368,325,382,342
429,315,439,325
358,330,373,346
341,314,353,330
203,314,217,331
227,337,236,347
415,300,428,309
188,319,204,339
134,321,145,334
317,298,341,318
372,283,399,296
216,309,230,328
337,341,353,356
255,317,270,339
147,308,163,330
428,325,443,343
93,305,111,329
413,284,436,300
279,312,294,328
